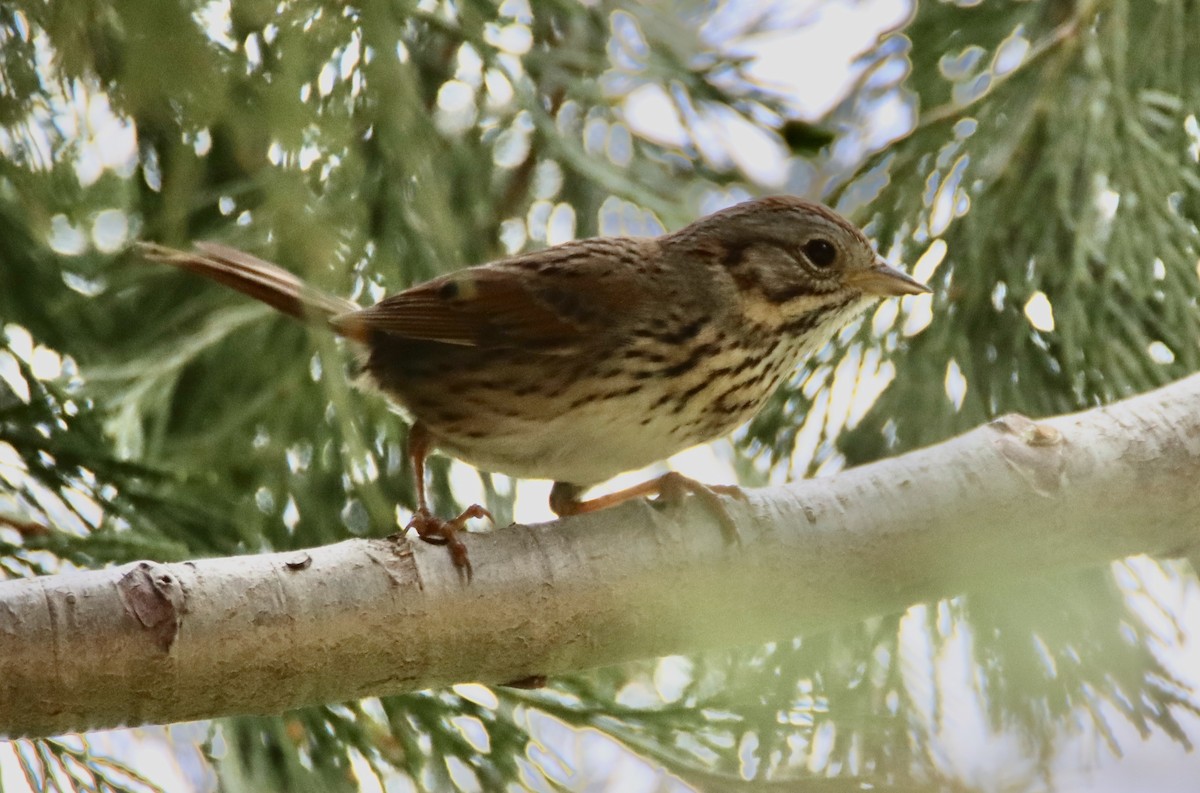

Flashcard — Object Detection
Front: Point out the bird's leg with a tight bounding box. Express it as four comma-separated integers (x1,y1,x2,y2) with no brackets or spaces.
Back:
549,474,745,544
403,422,493,578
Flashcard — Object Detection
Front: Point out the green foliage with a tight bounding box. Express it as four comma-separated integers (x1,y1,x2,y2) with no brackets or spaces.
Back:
845,0,1200,451
0,336,225,573
2,0,1199,790
2,736,159,793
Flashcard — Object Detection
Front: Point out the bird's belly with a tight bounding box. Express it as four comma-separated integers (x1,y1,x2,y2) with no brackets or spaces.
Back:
429,388,729,484
370,333,805,486
444,425,664,485
415,359,797,485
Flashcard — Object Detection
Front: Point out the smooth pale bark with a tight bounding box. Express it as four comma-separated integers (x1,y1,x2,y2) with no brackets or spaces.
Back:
2,374,1199,738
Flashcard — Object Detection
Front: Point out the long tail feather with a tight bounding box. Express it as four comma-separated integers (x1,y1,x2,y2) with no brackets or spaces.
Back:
136,241,362,336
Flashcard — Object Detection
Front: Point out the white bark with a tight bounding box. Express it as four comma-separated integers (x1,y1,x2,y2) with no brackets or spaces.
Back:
2,374,1199,738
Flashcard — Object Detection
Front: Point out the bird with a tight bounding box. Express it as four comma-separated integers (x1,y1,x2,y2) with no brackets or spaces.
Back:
137,195,930,576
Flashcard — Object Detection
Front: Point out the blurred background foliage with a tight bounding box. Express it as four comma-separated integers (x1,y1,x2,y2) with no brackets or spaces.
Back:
2,0,1199,790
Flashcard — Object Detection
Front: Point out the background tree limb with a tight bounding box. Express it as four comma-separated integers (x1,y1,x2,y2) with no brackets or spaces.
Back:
3,373,1199,739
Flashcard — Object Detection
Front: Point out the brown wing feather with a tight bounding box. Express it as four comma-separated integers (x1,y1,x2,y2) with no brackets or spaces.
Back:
336,238,655,350
335,270,576,347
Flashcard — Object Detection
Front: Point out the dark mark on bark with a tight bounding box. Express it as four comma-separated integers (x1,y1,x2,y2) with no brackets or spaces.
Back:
117,561,184,653
285,552,312,571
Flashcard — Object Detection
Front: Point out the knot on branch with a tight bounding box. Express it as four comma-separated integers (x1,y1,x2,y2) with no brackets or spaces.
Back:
989,413,1067,497
117,561,185,652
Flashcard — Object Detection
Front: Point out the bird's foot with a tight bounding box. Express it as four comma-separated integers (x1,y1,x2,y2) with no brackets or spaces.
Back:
404,504,493,580
550,473,746,545
651,472,746,545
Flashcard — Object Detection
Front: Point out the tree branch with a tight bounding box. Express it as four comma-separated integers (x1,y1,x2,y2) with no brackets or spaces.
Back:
3,374,1199,738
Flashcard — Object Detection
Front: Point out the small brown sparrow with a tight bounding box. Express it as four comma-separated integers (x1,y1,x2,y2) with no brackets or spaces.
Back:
139,196,929,575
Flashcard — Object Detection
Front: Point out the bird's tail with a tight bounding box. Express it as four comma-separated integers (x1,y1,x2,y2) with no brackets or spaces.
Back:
136,242,365,338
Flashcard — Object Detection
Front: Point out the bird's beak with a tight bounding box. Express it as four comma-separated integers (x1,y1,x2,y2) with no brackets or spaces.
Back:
847,260,931,297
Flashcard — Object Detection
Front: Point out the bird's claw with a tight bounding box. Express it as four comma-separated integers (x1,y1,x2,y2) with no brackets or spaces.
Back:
653,472,745,546
404,504,494,580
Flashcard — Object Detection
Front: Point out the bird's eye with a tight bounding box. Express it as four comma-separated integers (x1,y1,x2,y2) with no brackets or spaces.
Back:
802,238,837,268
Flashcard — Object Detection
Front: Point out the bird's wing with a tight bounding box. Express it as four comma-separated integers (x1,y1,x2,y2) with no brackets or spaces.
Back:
334,238,655,350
